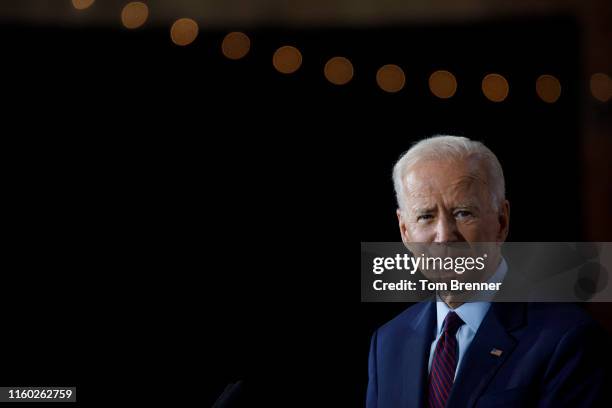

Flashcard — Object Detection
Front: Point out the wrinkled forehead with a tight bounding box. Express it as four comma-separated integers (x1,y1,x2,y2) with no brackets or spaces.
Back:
402,158,490,205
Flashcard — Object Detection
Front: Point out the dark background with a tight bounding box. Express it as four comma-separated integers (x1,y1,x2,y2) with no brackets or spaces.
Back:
1,15,607,407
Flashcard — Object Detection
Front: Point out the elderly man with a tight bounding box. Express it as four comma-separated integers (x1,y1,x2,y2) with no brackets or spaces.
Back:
366,135,607,408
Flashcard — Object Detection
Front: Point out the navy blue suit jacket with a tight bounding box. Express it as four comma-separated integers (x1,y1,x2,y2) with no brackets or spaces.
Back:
367,302,608,407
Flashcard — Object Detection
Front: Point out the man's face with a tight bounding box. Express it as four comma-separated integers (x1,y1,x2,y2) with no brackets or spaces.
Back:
397,157,509,245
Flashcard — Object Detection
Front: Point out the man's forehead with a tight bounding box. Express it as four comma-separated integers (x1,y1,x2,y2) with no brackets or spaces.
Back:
402,159,489,203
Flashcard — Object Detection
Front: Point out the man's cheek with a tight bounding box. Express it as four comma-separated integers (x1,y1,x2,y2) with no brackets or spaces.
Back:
458,224,480,240
409,227,434,242
466,221,495,240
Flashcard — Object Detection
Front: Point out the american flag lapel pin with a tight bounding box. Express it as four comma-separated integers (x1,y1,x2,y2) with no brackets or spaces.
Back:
490,348,503,357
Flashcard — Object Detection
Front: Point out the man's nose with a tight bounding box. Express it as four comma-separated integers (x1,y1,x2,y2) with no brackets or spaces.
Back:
433,214,459,243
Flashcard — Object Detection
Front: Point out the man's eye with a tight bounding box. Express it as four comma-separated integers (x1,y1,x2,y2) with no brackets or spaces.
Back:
417,214,433,222
454,210,472,219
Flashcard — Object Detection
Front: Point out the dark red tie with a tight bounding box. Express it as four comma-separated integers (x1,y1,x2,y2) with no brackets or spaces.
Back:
427,311,465,408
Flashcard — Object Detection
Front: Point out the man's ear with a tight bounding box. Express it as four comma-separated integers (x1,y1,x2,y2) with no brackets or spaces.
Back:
397,209,410,244
497,200,510,241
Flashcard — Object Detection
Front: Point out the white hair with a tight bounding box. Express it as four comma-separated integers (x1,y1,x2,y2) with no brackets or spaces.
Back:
392,135,506,212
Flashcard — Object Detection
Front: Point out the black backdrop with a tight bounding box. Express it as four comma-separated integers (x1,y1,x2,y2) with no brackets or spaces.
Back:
0,16,584,406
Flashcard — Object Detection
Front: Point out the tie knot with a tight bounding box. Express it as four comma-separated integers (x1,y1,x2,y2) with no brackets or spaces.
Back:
443,312,464,335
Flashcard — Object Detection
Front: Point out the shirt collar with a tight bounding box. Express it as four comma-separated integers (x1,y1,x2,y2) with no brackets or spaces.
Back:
435,257,508,334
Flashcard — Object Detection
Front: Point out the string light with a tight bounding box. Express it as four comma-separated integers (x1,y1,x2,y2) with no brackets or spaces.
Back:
429,70,457,99
376,64,405,93
222,32,251,60
590,73,612,102
536,74,561,103
71,6,609,101
324,57,353,85
273,46,302,74
121,2,149,30
482,73,509,102
171,18,199,46
72,0,94,10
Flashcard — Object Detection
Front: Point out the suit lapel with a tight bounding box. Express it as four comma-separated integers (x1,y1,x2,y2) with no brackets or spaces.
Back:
401,301,436,408
446,302,526,408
